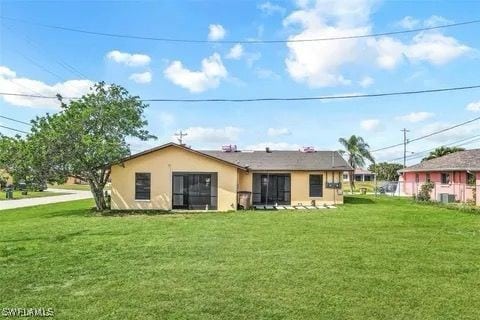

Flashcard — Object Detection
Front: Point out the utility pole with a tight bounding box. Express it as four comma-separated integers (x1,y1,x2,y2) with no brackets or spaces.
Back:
174,131,188,145
401,128,410,168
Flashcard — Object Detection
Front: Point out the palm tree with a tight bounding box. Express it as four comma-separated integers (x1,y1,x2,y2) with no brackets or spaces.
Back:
338,135,375,193
421,146,465,162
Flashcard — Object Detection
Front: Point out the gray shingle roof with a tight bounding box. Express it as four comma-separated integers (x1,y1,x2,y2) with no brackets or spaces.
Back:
202,150,353,171
399,149,480,172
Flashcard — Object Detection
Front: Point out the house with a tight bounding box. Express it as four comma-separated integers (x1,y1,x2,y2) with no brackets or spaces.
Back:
65,176,88,185
343,168,376,182
110,143,353,211
398,149,480,205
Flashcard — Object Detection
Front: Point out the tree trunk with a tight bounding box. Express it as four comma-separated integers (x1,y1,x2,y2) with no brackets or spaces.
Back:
349,171,355,194
88,180,107,211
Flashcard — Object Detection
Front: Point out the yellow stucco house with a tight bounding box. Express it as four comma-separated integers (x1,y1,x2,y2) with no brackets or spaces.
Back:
111,143,353,211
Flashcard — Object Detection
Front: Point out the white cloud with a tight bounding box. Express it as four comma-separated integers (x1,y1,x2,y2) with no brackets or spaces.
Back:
0,65,94,108
372,36,405,69
360,119,383,132
164,53,227,93
358,76,374,88
466,101,480,112
397,16,420,29
0,66,16,78
208,24,226,41
181,126,242,144
259,2,286,15
396,112,434,123
424,15,453,27
283,3,470,87
106,50,151,67
404,32,471,65
245,142,301,150
283,0,373,87
267,128,291,137
129,71,152,84
226,44,244,60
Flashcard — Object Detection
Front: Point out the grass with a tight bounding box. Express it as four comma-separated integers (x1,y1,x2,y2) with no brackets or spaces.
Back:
48,183,91,191
1,196,479,319
0,190,67,201
343,181,376,193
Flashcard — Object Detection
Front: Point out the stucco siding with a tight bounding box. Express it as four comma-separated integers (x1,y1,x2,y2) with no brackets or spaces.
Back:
291,171,343,206
237,170,344,206
111,146,239,211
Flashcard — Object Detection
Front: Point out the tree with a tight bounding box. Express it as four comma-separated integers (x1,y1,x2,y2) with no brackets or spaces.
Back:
338,135,375,192
368,162,404,181
422,146,465,162
0,134,31,185
28,82,156,210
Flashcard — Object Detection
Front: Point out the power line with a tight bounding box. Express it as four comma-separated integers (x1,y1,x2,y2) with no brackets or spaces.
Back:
388,134,480,162
372,115,480,153
0,115,32,126
1,16,480,44
2,84,480,102
2,22,88,79
0,125,29,134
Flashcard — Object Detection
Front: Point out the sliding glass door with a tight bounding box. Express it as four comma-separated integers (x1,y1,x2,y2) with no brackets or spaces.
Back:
172,173,217,210
252,173,291,205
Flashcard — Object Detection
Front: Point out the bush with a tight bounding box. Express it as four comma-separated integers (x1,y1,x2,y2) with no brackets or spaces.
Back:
416,182,434,202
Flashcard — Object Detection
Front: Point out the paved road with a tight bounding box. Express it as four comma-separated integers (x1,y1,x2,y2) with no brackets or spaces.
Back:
0,188,92,211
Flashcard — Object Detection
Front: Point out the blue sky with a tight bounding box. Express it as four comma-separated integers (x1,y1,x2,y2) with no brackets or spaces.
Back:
1,0,480,165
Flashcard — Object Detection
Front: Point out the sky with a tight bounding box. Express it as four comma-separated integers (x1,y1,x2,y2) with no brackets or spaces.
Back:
1,0,480,165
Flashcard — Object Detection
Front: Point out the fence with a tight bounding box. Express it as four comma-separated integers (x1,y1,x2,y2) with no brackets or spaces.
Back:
375,181,479,204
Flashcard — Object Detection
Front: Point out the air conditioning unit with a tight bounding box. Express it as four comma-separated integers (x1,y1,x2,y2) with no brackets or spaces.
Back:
302,146,315,153
222,144,237,152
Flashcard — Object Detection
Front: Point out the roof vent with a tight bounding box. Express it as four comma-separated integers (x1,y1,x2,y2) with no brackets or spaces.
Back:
265,147,272,153
302,146,315,153
222,144,237,152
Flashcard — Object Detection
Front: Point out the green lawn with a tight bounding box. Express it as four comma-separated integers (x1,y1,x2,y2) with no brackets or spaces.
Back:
0,190,67,201
343,181,376,193
48,183,91,191
1,196,479,319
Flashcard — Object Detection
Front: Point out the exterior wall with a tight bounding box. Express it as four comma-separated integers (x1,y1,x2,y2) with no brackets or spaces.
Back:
291,171,344,206
237,170,344,206
477,172,480,205
66,176,88,185
111,146,239,211
402,170,478,205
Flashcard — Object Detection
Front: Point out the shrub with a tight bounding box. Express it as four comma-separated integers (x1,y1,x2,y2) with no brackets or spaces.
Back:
417,182,435,202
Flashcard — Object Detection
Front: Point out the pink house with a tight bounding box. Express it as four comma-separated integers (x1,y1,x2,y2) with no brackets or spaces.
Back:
398,149,480,205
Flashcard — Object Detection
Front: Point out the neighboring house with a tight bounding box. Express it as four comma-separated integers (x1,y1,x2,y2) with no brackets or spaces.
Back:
343,168,376,182
399,149,480,205
65,176,88,185
110,143,353,211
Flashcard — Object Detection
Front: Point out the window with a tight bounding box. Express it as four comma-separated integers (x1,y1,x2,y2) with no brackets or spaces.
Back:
426,173,431,183
415,173,419,183
441,173,450,184
309,174,323,197
135,172,151,200
467,172,476,186
343,174,349,180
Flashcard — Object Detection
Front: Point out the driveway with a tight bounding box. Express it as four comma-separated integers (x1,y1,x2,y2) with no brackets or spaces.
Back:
0,188,92,211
